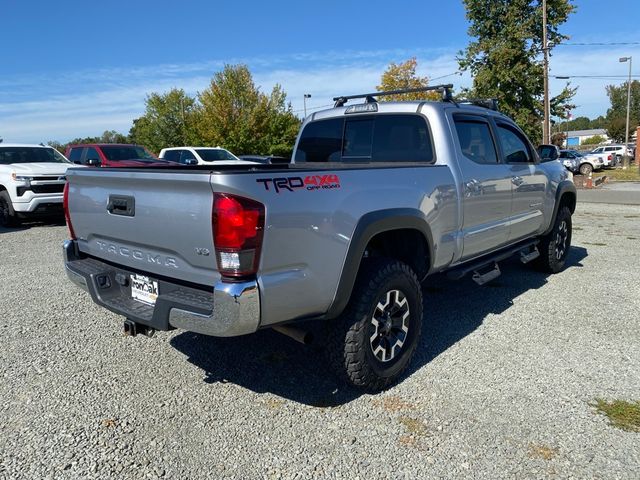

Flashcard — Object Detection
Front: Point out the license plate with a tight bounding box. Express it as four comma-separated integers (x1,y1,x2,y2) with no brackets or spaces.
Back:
130,274,159,305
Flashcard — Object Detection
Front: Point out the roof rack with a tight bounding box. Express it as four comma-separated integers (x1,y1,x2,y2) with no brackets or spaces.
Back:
333,84,454,108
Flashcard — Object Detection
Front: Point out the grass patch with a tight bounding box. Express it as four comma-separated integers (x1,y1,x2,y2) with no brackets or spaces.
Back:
623,215,640,218
584,242,607,246
528,443,559,460
598,168,640,182
573,226,583,231
373,395,416,412
398,416,427,437
628,237,638,240
593,399,640,432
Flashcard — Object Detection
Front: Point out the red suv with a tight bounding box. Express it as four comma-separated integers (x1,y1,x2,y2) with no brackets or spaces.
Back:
65,144,172,167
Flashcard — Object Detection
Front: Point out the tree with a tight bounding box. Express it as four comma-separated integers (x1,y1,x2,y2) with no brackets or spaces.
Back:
458,0,576,143
376,58,441,101
606,116,635,143
551,132,565,147
605,80,639,143
47,130,130,155
606,80,640,124
196,64,300,156
582,135,605,146
129,88,199,154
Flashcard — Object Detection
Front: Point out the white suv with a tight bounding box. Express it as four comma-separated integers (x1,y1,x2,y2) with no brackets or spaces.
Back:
589,145,631,167
158,147,258,165
0,144,76,227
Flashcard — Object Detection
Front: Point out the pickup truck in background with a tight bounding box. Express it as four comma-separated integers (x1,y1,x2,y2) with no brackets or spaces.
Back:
0,144,75,227
65,143,174,167
159,146,257,166
62,85,576,391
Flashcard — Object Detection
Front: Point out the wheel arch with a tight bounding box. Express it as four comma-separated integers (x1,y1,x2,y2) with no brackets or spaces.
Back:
325,208,433,319
543,180,576,236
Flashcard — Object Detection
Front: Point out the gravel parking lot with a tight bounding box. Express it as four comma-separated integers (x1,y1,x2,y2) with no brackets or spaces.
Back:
1,202,639,479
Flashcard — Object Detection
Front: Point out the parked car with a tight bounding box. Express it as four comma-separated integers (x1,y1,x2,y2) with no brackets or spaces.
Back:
65,144,173,167
62,85,576,391
560,150,604,174
159,147,257,165
0,144,76,226
588,145,630,167
238,155,291,165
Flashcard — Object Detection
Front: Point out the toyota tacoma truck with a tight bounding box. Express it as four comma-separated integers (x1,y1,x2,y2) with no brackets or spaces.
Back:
0,144,76,227
62,85,576,391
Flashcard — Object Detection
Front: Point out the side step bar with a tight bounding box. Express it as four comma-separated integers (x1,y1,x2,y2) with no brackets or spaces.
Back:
447,239,540,282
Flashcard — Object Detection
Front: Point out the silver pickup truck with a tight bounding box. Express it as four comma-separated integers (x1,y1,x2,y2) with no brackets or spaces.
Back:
63,85,576,391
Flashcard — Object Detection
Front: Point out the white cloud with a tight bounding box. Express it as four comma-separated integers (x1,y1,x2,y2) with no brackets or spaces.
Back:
0,45,636,143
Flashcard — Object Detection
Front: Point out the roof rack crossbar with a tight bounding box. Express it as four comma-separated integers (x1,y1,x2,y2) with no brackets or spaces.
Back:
333,84,454,107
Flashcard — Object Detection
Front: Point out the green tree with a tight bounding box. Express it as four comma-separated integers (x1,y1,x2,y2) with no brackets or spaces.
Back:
606,81,640,123
605,81,639,143
458,0,576,143
129,88,199,154
376,58,441,101
582,135,606,145
606,116,635,143
196,64,300,156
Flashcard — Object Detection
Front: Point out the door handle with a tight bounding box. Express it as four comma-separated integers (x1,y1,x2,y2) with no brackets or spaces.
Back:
511,176,524,186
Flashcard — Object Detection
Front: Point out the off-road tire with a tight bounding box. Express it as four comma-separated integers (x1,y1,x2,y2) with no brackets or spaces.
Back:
0,191,19,228
579,163,592,175
534,206,572,273
326,258,423,392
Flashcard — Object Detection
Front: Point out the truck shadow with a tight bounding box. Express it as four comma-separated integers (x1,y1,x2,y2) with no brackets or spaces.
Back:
170,246,588,407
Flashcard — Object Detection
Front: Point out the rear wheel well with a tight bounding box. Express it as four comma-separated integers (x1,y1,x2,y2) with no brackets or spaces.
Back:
364,229,430,280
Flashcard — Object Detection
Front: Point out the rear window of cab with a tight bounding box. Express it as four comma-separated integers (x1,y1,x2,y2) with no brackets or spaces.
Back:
294,114,434,163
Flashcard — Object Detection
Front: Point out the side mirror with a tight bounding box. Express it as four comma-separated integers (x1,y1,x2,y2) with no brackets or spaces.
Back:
87,158,101,166
537,144,559,162
184,158,198,166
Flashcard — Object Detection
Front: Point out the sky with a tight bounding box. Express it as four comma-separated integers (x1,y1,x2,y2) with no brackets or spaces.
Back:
1,0,638,144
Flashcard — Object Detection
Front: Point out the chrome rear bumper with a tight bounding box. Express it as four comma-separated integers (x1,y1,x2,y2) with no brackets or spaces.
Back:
63,240,261,337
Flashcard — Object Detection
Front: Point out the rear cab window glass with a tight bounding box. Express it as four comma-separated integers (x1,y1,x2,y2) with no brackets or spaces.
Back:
295,114,434,163
85,147,100,162
295,118,343,162
453,118,498,164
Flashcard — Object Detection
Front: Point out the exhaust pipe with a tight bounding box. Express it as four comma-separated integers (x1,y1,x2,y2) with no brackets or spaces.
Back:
272,325,313,345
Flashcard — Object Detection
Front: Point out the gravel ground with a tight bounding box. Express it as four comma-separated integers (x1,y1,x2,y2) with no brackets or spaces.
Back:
1,203,639,479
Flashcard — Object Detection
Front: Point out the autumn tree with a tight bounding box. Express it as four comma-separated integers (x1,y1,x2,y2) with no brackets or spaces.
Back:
129,88,199,154
196,64,300,156
376,58,441,101
458,0,576,143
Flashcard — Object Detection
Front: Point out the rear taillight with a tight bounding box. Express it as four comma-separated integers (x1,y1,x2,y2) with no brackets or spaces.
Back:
63,182,76,240
212,193,265,278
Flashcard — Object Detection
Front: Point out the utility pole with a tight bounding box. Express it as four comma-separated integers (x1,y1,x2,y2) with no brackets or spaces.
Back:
619,56,632,170
542,0,551,145
303,94,311,118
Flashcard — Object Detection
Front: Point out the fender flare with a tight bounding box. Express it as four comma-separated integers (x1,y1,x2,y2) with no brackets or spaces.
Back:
543,180,576,236
325,208,434,319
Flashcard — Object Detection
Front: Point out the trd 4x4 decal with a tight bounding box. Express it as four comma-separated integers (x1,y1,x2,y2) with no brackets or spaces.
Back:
256,174,341,193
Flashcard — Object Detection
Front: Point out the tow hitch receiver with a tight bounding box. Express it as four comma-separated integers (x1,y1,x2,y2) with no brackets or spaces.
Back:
123,319,156,338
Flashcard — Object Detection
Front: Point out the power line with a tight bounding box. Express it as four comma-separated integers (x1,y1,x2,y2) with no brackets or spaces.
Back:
557,41,640,46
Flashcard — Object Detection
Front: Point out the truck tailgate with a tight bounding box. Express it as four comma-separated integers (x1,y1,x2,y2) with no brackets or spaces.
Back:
67,168,218,286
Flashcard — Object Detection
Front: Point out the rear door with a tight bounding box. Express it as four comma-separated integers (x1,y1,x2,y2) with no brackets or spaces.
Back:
452,114,512,260
493,120,547,242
